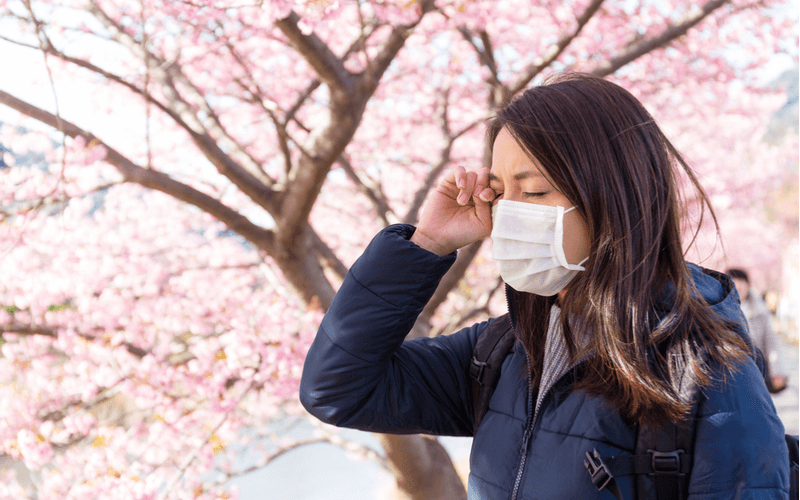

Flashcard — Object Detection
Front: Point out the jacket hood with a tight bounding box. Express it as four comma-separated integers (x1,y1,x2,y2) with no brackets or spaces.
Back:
656,263,749,337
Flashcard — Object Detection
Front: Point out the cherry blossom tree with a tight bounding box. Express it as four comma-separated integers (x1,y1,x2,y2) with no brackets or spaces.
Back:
0,0,796,498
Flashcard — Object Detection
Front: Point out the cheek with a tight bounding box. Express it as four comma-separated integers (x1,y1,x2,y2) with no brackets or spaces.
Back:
562,215,590,264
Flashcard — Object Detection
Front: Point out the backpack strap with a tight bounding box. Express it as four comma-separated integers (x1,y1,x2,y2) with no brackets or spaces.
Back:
787,434,799,500
584,390,701,500
469,314,516,435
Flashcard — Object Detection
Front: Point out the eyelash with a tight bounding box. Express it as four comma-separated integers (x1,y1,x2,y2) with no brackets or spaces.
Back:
492,192,546,201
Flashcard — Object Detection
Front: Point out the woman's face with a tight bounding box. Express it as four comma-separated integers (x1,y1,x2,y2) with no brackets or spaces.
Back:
489,127,591,268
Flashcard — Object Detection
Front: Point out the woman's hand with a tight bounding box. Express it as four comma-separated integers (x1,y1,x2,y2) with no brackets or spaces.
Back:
410,166,495,256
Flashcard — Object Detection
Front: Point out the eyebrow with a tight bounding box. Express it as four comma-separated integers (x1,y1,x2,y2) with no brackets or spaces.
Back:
488,170,544,182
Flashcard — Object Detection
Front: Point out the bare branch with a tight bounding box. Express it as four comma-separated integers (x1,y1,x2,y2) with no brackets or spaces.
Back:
458,27,503,89
1,182,120,218
214,438,329,484
19,33,281,214
338,154,398,226
85,1,277,201
1,324,149,358
508,0,605,96
0,324,56,337
272,3,439,254
432,277,505,337
275,11,355,93
0,89,276,252
421,239,485,323
356,0,375,77
139,0,153,169
361,0,437,93
284,80,322,125
213,428,387,487
0,34,38,50
403,92,482,224
256,16,375,175
589,0,731,77
309,230,349,282
403,144,452,225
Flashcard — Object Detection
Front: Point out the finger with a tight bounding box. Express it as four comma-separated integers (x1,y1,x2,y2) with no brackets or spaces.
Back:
474,167,490,192
459,171,478,205
473,189,493,234
437,166,463,199
452,165,468,189
477,186,496,202
475,168,494,202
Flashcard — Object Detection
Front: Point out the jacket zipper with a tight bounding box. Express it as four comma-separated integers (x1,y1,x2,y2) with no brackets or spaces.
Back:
511,361,580,500
507,285,533,500
506,287,583,500
510,350,534,500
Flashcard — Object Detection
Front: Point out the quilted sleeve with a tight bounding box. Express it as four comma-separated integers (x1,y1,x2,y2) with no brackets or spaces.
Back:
299,224,484,436
687,357,790,499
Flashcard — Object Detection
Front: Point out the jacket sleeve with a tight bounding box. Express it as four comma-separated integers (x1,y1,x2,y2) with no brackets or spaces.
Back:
299,224,483,436
688,356,790,499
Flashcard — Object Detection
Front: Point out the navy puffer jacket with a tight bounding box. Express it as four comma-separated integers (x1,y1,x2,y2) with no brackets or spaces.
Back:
300,225,790,499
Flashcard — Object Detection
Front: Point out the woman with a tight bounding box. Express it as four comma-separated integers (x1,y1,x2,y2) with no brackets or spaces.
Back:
300,74,790,499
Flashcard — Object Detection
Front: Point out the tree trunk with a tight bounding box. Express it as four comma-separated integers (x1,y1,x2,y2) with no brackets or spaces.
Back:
378,434,467,500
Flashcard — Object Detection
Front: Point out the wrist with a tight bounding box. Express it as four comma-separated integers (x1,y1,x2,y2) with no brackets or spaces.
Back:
410,228,455,257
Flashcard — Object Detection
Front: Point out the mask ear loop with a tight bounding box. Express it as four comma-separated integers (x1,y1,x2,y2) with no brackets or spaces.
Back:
554,206,587,271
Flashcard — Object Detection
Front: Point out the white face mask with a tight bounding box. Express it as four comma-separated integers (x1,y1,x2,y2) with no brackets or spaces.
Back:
491,200,588,296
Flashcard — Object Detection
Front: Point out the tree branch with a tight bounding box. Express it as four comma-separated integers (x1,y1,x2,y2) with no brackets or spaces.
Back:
1,181,120,218
274,5,437,252
508,0,605,96
0,89,277,252
589,0,730,77
275,11,355,93
458,27,503,90
309,229,349,282
432,277,505,337
84,1,278,206
0,324,149,358
403,92,482,224
361,0,437,94
284,79,322,126
338,154,398,226
23,33,280,213
213,431,387,487
403,142,453,225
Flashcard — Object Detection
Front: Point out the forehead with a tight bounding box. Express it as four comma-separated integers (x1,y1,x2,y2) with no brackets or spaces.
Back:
490,128,547,182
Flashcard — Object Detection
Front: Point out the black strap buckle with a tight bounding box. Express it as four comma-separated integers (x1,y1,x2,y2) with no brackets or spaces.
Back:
584,448,613,491
469,358,488,385
647,449,685,476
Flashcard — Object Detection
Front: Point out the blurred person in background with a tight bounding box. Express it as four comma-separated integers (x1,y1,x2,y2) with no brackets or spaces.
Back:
727,268,789,394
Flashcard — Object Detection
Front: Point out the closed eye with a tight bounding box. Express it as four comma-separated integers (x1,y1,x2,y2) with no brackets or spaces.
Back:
523,192,547,199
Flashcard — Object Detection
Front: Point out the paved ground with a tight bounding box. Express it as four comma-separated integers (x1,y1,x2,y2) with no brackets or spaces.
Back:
772,332,799,436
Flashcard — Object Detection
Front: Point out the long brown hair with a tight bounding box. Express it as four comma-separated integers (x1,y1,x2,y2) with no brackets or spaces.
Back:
486,73,750,427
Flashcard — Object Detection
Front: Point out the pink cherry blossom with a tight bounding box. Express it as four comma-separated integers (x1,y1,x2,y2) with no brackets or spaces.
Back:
0,0,796,497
